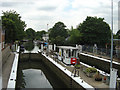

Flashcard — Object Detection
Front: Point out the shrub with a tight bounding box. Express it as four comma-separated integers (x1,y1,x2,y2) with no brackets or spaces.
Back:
85,67,97,73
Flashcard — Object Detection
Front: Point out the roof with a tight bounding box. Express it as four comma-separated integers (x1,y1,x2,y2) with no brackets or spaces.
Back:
57,46,78,50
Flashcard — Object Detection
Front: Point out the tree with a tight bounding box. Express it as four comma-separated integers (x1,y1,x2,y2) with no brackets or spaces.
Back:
49,21,68,45
2,10,26,43
51,36,65,45
68,29,81,44
77,16,111,47
25,28,36,40
35,30,47,40
116,30,120,39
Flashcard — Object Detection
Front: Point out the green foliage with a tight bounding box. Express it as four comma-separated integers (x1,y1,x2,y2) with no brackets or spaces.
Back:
68,29,81,44
35,30,47,40
49,21,68,45
85,67,97,73
77,16,111,47
75,64,80,69
50,36,65,45
116,30,120,39
25,28,36,40
2,10,26,43
55,36,65,45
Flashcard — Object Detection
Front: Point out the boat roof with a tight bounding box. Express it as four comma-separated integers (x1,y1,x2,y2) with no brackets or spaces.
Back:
57,46,78,50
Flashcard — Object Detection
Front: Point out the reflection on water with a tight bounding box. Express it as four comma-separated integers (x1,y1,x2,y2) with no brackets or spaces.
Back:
23,69,52,88
16,61,67,89
24,41,40,53
24,41,34,51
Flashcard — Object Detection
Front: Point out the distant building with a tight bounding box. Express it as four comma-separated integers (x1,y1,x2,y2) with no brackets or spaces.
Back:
42,34,49,41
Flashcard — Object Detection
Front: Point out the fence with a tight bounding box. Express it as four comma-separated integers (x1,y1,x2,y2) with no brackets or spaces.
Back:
82,45,119,60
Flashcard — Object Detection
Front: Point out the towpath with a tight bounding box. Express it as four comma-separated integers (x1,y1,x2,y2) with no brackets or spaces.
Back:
2,52,15,89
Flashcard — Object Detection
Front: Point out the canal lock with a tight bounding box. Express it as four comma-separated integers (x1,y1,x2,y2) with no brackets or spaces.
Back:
16,43,69,89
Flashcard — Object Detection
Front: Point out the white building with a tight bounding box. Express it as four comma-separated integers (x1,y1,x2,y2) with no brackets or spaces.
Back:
42,34,49,41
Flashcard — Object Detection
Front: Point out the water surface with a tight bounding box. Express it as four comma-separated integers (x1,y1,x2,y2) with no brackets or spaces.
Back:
23,69,52,88
16,61,67,89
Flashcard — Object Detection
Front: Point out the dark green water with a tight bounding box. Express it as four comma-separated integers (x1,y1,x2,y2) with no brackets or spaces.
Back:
15,61,67,89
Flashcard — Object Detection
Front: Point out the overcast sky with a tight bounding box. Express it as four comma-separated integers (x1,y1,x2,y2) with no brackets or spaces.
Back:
0,0,119,34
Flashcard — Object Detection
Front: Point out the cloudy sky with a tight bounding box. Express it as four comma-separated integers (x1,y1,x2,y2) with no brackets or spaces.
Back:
0,0,120,34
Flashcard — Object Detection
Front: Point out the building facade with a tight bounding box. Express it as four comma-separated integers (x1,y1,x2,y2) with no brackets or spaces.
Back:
0,17,5,51
118,1,120,30
42,34,49,41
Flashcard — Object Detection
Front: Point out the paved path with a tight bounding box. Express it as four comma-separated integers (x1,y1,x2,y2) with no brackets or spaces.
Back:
2,52,15,89
66,66,109,89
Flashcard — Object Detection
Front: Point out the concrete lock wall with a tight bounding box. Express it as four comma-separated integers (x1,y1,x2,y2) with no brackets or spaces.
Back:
20,53,41,62
2,46,11,66
79,54,120,77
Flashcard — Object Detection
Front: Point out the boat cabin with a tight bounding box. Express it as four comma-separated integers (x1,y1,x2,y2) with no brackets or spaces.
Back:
57,46,79,65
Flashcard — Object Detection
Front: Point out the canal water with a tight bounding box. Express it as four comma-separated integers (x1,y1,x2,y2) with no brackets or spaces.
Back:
16,42,67,89
21,69,52,88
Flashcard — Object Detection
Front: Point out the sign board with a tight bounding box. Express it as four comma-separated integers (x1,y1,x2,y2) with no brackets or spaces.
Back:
71,58,77,64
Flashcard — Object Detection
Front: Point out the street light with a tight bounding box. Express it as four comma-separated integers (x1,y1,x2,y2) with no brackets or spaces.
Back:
47,24,48,32
110,0,113,71
109,0,118,89
47,24,49,54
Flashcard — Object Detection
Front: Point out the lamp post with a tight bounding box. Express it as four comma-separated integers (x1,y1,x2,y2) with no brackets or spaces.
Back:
110,0,113,71
47,24,48,32
47,24,49,54
109,0,113,87
109,0,118,89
